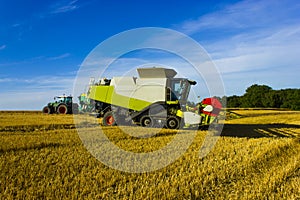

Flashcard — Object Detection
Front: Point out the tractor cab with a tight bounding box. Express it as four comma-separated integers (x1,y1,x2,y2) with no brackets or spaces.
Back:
54,96,73,104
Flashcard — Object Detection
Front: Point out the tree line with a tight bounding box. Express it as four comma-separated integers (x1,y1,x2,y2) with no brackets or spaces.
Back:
217,84,300,110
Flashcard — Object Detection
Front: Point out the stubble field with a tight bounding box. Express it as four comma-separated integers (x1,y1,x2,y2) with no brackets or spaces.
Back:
0,110,299,199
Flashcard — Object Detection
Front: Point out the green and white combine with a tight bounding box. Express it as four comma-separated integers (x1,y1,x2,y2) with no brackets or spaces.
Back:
79,67,222,129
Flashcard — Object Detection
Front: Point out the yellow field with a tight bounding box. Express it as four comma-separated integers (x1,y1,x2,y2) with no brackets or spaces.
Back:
0,110,299,199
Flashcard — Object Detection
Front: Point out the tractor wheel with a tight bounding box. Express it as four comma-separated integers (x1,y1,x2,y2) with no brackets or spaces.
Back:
166,116,181,129
57,104,68,114
102,111,116,126
42,106,52,114
140,116,154,128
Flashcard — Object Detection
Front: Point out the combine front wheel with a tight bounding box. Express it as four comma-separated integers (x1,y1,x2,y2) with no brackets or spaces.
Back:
102,111,116,126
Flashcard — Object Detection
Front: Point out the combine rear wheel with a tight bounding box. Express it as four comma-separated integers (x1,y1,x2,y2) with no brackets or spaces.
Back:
166,116,181,129
57,104,68,114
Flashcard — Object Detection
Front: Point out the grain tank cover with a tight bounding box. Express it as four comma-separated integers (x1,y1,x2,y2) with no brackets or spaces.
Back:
137,67,177,78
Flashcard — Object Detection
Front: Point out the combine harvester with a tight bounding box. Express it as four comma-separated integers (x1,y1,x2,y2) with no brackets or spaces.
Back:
79,67,222,129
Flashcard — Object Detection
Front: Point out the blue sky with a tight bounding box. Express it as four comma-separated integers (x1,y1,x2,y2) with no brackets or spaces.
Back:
0,0,299,110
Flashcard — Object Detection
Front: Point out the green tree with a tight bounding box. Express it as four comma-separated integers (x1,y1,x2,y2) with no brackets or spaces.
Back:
226,95,241,107
219,85,300,110
280,89,300,110
263,90,281,108
242,84,272,107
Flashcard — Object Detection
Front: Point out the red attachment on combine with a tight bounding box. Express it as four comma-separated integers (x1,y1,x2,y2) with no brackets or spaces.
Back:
201,97,222,117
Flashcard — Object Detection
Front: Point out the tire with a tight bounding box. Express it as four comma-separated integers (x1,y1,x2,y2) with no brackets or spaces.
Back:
57,104,68,114
140,115,153,128
102,111,116,126
166,116,181,129
42,106,52,114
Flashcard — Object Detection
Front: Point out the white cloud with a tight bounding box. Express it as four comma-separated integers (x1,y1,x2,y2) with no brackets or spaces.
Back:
50,0,80,14
0,53,71,67
174,0,300,95
48,53,71,60
209,24,300,72
0,75,75,110
0,91,71,111
178,0,300,34
0,45,6,50
73,27,226,100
